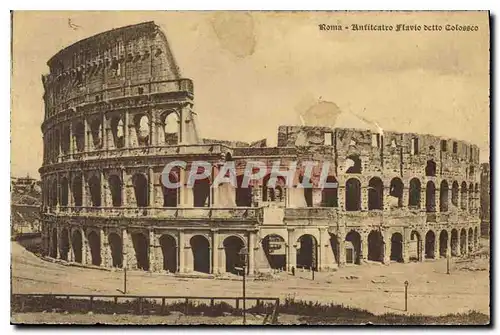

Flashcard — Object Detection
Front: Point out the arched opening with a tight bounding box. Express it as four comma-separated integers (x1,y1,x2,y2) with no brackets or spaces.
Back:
346,154,362,174
59,228,70,261
321,176,338,207
468,183,474,211
329,234,339,265
235,175,252,207
408,178,421,209
53,129,60,159
451,181,459,207
296,234,318,271
72,175,83,207
262,175,286,203
460,229,467,254
461,182,468,210
161,172,178,207
135,114,150,146
439,230,448,257
368,177,384,210
161,111,179,145
73,122,85,152
108,175,122,207
50,180,58,207
50,228,58,258
71,230,82,263
262,234,286,270
132,233,149,271
345,231,361,264
474,227,479,250
90,119,102,150
451,229,459,256
425,230,435,259
61,126,70,154
193,177,210,207
190,235,210,273
301,176,313,207
389,178,404,208
60,177,69,207
159,235,177,273
425,160,436,177
440,180,449,212
409,230,421,261
368,230,384,262
110,116,125,149
132,173,148,207
108,233,123,268
88,231,101,266
426,181,436,212
345,178,361,211
468,227,473,252
88,175,101,207
390,233,403,262
223,236,246,275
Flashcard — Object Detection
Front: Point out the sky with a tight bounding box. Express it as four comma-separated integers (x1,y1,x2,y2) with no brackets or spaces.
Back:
11,11,490,178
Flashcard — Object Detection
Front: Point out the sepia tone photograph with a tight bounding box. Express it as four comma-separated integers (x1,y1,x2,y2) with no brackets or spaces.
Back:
10,10,491,325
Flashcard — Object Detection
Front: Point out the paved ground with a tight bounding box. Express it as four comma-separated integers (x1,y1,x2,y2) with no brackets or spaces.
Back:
11,239,490,317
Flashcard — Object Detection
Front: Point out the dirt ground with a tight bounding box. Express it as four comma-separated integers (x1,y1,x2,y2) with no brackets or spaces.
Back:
11,239,490,318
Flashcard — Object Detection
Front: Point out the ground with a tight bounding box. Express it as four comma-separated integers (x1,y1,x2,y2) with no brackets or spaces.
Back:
11,239,490,323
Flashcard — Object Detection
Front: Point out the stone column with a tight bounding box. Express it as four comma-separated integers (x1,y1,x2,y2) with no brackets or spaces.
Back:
100,228,108,267
383,232,391,264
338,232,346,266
124,111,130,148
149,230,157,272
100,171,106,208
178,230,186,273
287,228,296,272
212,230,220,274
179,168,194,207
68,123,74,156
55,227,61,259
402,229,410,263
248,231,256,275
148,167,155,207
446,231,452,257
360,233,368,262
82,230,89,265
121,168,127,207
418,238,424,262
68,229,74,262
122,229,129,269
318,228,330,271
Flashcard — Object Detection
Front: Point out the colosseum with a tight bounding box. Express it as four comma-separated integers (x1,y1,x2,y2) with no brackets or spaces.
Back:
40,21,481,275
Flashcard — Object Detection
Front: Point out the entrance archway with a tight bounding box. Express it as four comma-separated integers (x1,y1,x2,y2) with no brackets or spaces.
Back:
223,236,245,275
439,230,448,257
108,233,123,268
409,230,421,261
132,233,149,271
71,230,82,263
329,234,340,265
368,230,384,262
160,235,177,273
59,228,70,261
451,229,459,256
132,174,148,207
262,234,286,270
460,228,467,255
390,233,403,262
296,234,318,271
425,230,435,259
345,178,361,211
190,235,210,273
88,231,101,266
368,177,384,210
345,230,361,264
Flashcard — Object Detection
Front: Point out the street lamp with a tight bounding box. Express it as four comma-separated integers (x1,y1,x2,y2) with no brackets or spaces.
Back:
237,247,248,325
404,280,409,312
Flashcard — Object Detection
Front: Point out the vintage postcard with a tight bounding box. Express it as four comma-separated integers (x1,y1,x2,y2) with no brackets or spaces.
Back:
10,11,490,325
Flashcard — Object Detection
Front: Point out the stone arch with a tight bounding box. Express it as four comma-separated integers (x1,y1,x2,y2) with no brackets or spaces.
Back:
460,228,467,254
426,181,436,212
190,235,210,273
110,116,125,148
60,177,69,207
468,183,474,211
61,125,71,154
262,234,286,270
368,177,383,210
389,177,404,208
474,226,479,250
296,234,318,271
161,172,178,207
425,230,436,259
440,180,449,212
345,178,361,211
50,179,58,207
262,175,286,203
71,230,82,263
132,232,149,271
329,233,339,265
108,174,122,207
346,154,362,174
132,173,148,207
345,230,361,264
108,233,123,268
439,230,448,257
367,230,384,262
72,175,83,207
425,160,436,177
235,174,252,207
321,176,338,207
409,230,422,261
50,228,57,258
88,175,101,207
73,121,85,152
223,235,246,274
53,129,60,159
193,176,211,207
408,178,421,209
87,231,101,266
59,228,70,261
461,182,468,210
451,229,459,256
159,234,177,273
468,227,474,252
390,232,403,262
89,118,102,149
160,111,179,145
451,181,459,207
134,114,150,146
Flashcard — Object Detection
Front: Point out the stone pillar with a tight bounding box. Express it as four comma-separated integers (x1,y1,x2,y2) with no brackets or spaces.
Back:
55,227,61,259
361,186,369,211
383,232,391,264
122,229,129,269
179,168,194,207
319,228,332,271
178,230,186,273
124,112,130,148
212,230,220,274
82,230,89,265
68,229,74,262
100,171,106,208
149,230,157,272
418,238,424,262
148,167,154,207
402,229,410,263
82,172,88,207
360,233,368,262
287,229,296,272
446,231,452,257
338,232,346,266
248,231,256,275
68,123,74,156
433,233,439,260
121,168,127,207
100,228,108,267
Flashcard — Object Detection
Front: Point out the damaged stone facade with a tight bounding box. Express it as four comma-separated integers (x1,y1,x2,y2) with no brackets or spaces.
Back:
40,22,481,276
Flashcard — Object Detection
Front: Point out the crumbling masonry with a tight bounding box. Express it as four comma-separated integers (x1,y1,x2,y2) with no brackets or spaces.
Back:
40,22,481,275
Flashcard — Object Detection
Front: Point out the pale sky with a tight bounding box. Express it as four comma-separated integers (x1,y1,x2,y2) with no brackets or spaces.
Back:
11,11,490,178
